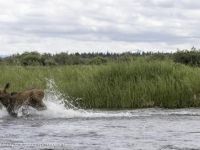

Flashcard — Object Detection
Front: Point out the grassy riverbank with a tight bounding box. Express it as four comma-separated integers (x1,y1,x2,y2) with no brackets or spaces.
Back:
1,58,200,109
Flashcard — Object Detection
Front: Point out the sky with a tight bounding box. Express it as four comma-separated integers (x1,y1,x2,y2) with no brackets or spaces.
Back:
0,0,200,55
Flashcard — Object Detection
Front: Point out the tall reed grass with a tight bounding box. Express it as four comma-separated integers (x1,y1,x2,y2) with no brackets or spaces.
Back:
1,58,200,108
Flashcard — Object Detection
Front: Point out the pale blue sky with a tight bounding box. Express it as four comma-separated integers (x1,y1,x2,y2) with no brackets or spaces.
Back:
0,0,200,55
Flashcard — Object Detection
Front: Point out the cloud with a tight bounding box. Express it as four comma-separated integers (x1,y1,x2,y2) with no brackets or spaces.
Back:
0,0,199,54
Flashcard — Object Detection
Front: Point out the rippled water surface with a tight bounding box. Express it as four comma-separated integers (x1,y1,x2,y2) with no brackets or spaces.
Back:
1,107,200,150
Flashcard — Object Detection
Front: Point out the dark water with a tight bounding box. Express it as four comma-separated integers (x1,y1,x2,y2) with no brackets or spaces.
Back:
0,107,200,150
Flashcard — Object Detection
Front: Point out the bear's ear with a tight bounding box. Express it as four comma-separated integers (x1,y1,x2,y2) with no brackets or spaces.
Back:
3,83,10,93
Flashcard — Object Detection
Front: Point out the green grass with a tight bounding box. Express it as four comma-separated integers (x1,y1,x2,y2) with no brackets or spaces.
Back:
1,58,200,109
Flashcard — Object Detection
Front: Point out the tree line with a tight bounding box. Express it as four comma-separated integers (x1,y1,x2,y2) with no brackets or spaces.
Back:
0,48,200,66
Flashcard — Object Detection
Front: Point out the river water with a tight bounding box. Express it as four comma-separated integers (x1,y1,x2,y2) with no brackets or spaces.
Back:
0,82,200,150
0,104,200,150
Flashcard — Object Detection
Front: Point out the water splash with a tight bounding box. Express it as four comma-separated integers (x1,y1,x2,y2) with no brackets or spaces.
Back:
30,79,132,118
44,79,78,110
0,106,8,118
